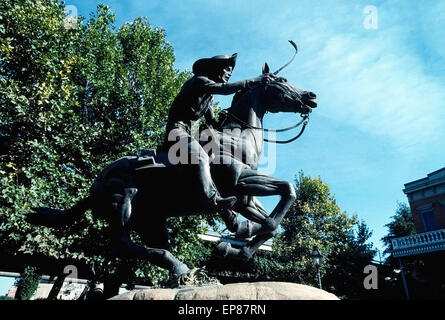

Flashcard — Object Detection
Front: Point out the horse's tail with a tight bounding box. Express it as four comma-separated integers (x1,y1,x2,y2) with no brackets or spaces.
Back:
27,196,92,228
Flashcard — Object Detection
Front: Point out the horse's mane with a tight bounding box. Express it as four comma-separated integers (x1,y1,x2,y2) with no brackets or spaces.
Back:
230,88,250,108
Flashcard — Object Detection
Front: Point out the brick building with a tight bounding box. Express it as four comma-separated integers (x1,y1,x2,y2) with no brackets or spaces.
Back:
404,167,445,232
391,167,445,258
388,167,445,299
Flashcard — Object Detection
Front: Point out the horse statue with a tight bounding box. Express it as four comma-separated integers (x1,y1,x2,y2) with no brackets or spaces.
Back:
27,45,317,287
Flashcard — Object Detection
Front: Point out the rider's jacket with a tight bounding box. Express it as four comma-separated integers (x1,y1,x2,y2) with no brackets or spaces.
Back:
165,75,249,134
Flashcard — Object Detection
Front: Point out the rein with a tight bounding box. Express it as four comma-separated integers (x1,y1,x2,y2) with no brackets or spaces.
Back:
219,109,310,144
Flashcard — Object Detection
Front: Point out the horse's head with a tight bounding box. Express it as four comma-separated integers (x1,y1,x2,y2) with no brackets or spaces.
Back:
262,62,317,115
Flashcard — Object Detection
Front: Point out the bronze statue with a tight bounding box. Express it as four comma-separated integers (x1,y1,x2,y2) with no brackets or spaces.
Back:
27,42,317,285
162,53,275,212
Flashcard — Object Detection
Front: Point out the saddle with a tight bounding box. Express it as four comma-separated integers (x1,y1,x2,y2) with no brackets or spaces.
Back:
135,149,170,171
134,126,250,172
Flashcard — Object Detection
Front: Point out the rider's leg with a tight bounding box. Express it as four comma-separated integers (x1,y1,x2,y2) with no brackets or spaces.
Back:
189,137,237,210
219,209,240,233
197,158,237,209
110,188,189,278
166,125,237,210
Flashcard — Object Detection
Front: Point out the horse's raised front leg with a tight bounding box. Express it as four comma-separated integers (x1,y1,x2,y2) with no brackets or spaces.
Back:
214,172,296,262
233,172,296,238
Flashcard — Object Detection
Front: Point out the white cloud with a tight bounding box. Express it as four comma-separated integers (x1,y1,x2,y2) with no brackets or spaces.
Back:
109,0,445,156
299,32,445,154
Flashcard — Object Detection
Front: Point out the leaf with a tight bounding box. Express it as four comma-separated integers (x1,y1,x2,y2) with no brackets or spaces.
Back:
0,0,192,286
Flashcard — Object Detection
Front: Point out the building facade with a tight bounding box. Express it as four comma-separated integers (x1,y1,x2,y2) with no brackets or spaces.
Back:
388,167,445,299
404,167,445,233
392,167,445,258
392,168,445,258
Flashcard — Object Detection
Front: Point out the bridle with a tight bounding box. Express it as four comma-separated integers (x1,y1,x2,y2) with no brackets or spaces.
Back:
214,40,313,144
219,39,310,144
219,109,310,144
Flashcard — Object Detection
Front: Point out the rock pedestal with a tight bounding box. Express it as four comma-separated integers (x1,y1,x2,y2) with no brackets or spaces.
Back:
109,282,339,300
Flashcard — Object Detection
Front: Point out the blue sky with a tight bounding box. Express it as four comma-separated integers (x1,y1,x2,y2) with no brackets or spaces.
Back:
66,0,445,255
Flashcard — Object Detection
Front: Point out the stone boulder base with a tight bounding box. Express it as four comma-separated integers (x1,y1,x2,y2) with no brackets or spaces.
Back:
110,282,339,300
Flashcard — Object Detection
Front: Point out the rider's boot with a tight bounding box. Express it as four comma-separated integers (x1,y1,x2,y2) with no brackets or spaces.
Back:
198,161,237,210
209,191,237,210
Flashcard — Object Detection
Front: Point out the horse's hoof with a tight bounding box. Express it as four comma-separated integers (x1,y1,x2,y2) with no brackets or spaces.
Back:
172,263,190,278
227,246,252,262
214,242,232,258
214,195,237,209
214,242,252,262
236,220,252,238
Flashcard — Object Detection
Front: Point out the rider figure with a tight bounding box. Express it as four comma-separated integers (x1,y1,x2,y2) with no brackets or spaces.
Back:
163,53,273,211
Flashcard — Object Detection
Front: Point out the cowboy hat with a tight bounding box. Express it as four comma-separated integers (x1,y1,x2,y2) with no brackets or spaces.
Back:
192,53,238,75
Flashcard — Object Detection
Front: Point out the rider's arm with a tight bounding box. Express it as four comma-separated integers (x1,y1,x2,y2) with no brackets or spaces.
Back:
197,76,247,95
197,75,273,95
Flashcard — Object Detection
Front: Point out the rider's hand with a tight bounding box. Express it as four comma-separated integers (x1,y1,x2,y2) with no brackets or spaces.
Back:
262,73,276,83
246,73,276,88
256,73,275,83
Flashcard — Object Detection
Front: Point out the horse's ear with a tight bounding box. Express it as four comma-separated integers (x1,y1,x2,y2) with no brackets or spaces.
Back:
262,62,270,74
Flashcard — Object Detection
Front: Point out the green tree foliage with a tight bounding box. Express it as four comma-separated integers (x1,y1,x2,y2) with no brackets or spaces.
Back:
14,265,41,300
382,203,445,299
381,202,416,255
0,0,206,285
207,172,376,298
0,1,377,293
273,172,376,298
380,202,424,299
323,221,377,298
